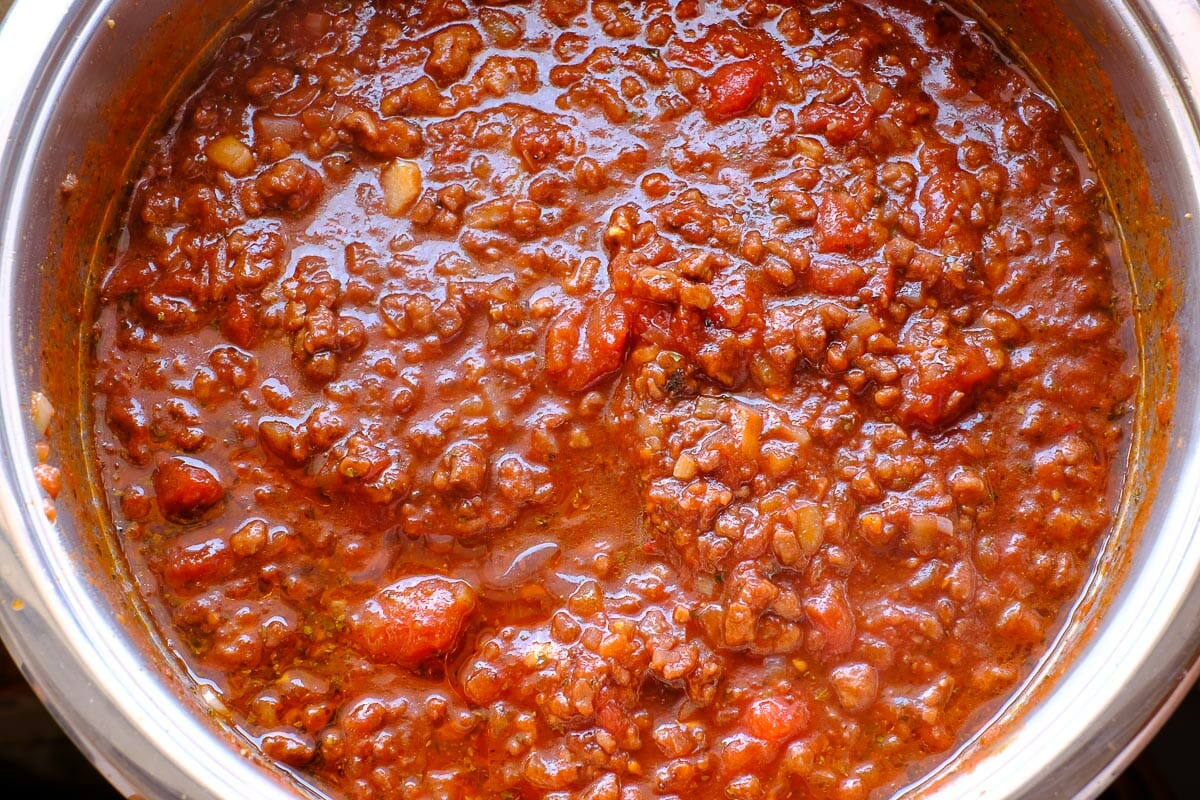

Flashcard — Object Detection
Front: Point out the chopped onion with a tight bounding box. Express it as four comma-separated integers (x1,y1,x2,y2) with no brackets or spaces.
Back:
380,159,422,217
30,391,53,436
205,135,255,177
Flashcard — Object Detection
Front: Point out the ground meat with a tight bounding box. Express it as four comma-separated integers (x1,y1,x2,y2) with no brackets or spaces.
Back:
89,1,1135,798
425,25,484,86
254,159,324,213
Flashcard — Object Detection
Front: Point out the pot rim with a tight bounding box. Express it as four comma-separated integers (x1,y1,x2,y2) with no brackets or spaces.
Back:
0,1,1198,799
0,2,310,798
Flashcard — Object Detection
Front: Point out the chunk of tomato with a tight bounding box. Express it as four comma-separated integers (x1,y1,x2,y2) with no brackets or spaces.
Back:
350,576,478,664
159,536,234,590
803,582,856,655
814,190,874,255
545,292,631,391
746,696,810,741
704,60,771,121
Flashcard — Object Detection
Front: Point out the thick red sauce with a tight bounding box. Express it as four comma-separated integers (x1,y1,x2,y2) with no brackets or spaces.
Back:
90,0,1136,798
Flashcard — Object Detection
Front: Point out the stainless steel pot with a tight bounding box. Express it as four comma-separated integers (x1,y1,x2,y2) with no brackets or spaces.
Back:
0,1,1197,798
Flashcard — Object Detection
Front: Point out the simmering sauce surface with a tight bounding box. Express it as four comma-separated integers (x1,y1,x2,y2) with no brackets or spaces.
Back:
90,0,1135,797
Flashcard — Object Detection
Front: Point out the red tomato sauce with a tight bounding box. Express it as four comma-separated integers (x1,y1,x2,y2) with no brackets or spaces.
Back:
89,0,1136,797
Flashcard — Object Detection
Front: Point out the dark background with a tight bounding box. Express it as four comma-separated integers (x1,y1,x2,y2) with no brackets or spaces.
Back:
0,643,1196,798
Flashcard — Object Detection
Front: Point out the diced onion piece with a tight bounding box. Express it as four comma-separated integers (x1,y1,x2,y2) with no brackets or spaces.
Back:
794,504,825,555
254,114,305,143
199,684,229,716
30,391,54,436
843,311,882,338
206,135,255,177
380,159,422,217
909,513,950,552
303,11,330,36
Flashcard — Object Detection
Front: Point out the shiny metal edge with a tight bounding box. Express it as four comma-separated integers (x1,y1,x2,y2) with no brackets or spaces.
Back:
1059,0,1200,790
915,0,1200,796
0,2,304,799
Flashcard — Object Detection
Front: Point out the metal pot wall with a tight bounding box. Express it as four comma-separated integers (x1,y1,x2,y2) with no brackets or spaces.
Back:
0,1,1197,798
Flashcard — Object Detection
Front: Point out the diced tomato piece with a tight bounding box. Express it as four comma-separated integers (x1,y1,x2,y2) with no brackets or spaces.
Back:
545,293,631,391
895,310,1004,427
746,697,809,741
864,262,897,306
916,143,966,247
220,296,258,348
160,536,234,589
350,576,478,664
154,456,226,523
807,259,868,295
101,256,157,300
803,582,856,655
704,60,771,120
814,191,873,255
716,732,772,779
918,171,961,246
797,94,875,145
595,697,637,739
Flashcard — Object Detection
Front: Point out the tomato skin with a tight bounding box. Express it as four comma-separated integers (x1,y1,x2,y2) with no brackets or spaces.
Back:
704,60,771,120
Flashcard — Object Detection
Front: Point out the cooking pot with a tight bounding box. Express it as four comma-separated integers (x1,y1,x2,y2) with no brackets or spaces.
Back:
0,0,1198,798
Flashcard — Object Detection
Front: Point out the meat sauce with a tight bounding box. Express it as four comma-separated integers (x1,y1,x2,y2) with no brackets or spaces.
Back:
89,0,1136,798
